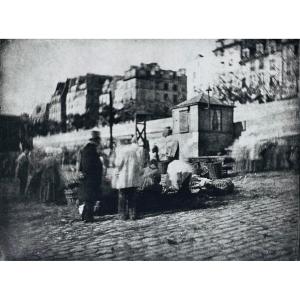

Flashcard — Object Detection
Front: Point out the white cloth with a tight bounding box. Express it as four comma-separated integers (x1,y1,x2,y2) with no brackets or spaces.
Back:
115,144,142,189
167,160,193,190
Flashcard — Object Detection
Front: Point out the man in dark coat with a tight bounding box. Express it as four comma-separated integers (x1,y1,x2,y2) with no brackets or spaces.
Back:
39,156,61,204
79,130,103,223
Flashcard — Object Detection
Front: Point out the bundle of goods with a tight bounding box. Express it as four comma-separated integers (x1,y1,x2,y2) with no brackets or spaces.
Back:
160,174,178,195
189,175,234,195
161,167,234,197
208,178,234,195
189,174,212,194
167,160,193,190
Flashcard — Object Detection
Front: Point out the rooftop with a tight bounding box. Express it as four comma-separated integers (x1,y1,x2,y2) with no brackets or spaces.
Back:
173,93,234,109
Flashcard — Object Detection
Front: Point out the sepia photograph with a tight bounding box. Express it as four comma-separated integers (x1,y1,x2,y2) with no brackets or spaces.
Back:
0,38,299,261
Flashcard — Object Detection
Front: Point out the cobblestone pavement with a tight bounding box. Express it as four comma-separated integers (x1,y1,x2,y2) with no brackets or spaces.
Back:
0,171,299,260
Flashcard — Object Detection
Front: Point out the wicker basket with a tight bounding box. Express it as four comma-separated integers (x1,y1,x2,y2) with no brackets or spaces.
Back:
207,162,222,179
64,187,79,205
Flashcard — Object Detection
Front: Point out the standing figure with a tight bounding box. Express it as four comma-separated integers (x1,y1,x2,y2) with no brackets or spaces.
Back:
115,137,142,220
158,127,179,174
15,147,30,199
78,130,103,223
39,155,61,204
165,127,179,162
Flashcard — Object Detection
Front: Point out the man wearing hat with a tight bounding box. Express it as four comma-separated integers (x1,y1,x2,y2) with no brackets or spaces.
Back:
78,129,103,223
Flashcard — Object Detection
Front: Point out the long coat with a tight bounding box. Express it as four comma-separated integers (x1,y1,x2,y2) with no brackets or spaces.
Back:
39,157,61,203
115,144,142,189
78,142,103,203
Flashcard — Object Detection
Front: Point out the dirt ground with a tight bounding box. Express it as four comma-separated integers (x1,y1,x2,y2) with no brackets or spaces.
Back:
0,171,299,260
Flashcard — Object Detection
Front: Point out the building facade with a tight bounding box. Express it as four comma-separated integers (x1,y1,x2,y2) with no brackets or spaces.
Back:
99,75,124,108
113,63,187,118
48,81,69,131
212,39,299,103
31,103,49,124
66,73,112,127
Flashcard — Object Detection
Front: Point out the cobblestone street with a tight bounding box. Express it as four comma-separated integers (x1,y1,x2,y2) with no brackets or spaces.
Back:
0,171,299,260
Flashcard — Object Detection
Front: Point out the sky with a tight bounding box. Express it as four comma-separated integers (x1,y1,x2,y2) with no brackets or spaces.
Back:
0,39,217,115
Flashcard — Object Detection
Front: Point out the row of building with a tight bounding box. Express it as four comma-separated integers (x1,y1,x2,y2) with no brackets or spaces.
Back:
191,39,300,103
31,40,299,132
31,63,187,131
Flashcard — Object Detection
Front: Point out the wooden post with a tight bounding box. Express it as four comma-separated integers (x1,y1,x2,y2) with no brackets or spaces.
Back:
206,86,212,129
109,90,113,150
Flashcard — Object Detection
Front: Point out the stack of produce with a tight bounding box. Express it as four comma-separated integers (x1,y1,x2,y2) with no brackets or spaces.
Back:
209,178,234,195
189,174,212,194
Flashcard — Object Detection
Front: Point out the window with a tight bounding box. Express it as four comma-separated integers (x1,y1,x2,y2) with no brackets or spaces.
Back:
269,41,276,54
164,93,169,101
270,75,277,87
258,72,265,84
242,121,246,131
270,59,276,71
256,43,264,55
250,74,256,83
173,84,178,91
179,109,189,133
259,57,264,69
173,94,178,104
288,45,295,55
286,62,292,76
164,83,168,91
242,48,250,59
211,109,222,131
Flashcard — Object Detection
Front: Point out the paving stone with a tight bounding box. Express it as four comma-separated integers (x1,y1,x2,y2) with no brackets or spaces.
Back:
2,171,298,261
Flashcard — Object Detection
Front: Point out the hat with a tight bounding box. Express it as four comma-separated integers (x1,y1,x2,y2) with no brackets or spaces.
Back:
162,126,172,137
90,129,101,141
